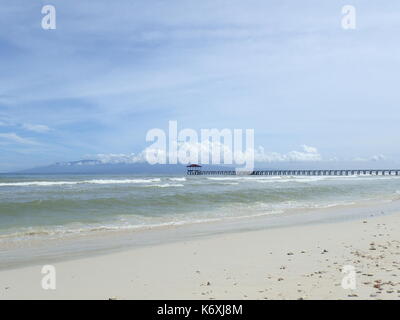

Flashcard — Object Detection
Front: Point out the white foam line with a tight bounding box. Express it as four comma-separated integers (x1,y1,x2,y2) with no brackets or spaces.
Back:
150,183,185,188
168,177,186,182
0,178,162,187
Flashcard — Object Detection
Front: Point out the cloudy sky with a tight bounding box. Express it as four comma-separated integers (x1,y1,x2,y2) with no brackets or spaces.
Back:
0,0,399,172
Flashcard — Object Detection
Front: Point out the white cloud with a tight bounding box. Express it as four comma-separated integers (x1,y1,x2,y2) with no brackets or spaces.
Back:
93,152,147,164
0,119,50,133
301,145,318,154
87,144,322,164
22,123,50,133
0,132,37,145
370,154,386,162
352,154,387,162
254,145,322,162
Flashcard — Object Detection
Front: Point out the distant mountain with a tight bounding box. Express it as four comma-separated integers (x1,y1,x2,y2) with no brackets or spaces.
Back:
17,160,229,174
54,160,103,166
16,159,399,174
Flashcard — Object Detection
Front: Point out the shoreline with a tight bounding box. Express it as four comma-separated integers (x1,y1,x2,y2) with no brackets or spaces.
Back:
1,197,400,271
1,201,400,299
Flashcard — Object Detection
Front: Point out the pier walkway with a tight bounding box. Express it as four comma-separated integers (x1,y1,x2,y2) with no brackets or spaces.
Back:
187,169,400,176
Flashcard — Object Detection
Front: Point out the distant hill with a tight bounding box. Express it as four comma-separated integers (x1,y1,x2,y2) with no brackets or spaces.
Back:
17,160,229,174
15,159,398,174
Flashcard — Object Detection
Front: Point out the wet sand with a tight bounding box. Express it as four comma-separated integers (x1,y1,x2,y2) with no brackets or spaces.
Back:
0,208,399,299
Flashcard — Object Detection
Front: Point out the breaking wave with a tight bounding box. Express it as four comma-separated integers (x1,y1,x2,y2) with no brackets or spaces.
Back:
0,178,161,187
1,173,400,245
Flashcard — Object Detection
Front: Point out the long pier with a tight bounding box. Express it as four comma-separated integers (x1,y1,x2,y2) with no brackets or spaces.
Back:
187,169,400,176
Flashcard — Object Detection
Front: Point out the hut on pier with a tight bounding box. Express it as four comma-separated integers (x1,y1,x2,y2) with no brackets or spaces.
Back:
187,164,202,175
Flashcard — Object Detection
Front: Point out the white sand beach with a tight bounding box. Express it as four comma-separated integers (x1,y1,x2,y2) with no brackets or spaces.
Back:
3,0,400,303
1,208,400,300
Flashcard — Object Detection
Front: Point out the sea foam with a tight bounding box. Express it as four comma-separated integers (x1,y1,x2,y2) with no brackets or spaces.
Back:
0,178,161,187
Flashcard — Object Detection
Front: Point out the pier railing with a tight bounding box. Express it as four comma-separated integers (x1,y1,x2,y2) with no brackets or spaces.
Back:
187,169,400,176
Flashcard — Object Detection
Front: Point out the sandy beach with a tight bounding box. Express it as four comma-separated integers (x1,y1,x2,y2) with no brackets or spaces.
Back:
3,0,400,304
1,207,399,300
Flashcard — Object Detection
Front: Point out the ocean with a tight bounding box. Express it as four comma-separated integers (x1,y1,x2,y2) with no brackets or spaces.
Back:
1,173,400,247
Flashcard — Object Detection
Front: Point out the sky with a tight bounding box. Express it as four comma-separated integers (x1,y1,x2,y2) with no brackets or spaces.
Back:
0,0,400,172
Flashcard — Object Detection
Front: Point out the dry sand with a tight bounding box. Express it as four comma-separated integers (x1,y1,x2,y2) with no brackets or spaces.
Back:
1,211,400,300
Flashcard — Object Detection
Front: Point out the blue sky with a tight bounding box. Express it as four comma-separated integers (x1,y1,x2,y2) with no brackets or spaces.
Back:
1,1,400,172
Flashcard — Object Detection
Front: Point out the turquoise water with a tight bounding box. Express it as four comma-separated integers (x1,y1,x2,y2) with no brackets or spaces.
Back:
1,173,400,242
